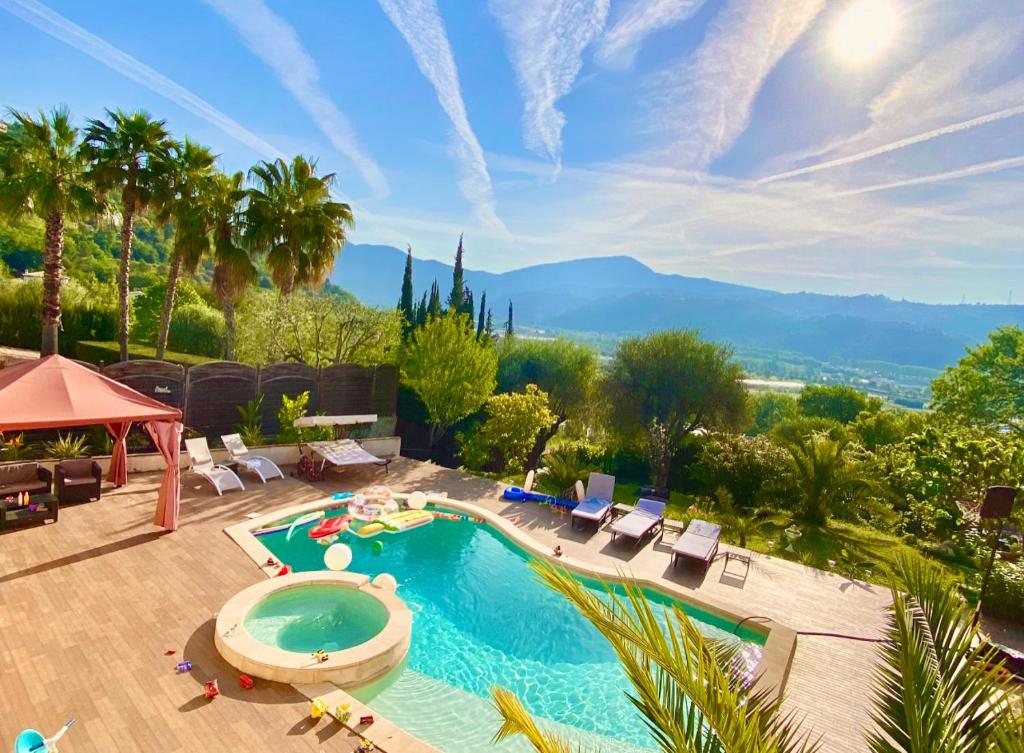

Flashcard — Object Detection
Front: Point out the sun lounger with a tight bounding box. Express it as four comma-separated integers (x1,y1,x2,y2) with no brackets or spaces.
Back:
184,437,245,496
305,439,390,475
571,472,616,530
671,519,721,569
610,497,665,546
220,433,284,483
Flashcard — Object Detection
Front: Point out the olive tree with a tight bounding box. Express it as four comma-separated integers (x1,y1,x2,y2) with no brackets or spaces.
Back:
603,330,747,488
403,312,497,446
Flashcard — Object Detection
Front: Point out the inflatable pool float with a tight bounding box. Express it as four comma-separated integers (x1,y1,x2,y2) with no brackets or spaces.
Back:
255,510,324,538
309,514,352,539
502,486,576,509
355,510,433,538
432,511,463,521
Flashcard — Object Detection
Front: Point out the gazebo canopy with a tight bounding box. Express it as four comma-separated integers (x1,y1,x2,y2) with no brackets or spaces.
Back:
0,355,183,531
0,354,180,430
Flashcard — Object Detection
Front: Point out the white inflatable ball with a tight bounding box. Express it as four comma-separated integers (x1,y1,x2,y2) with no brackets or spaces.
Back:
407,491,427,510
372,573,398,592
323,543,353,571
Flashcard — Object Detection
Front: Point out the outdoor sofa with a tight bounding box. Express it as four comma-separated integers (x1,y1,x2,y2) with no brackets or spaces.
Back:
0,462,52,498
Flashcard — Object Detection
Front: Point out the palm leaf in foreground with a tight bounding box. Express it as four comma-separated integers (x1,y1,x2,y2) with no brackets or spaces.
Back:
869,555,1023,753
492,561,818,753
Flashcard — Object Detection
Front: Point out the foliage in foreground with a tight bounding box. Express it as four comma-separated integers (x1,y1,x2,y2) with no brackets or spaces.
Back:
492,558,1023,753
492,560,818,753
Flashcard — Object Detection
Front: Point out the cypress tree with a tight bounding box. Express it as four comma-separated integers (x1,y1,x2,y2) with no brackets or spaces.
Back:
485,308,494,339
464,288,475,322
476,291,487,339
398,245,415,332
447,234,465,312
428,279,442,319
415,291,428,327
504,299,514,338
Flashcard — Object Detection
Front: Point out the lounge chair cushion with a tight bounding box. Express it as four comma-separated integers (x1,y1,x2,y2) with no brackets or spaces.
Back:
672,519,721,563
572,497,611,521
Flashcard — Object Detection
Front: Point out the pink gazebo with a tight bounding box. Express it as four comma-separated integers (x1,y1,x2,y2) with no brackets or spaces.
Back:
0,355,184,530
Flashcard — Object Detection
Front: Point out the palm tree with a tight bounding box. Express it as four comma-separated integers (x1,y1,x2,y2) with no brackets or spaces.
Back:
208,171,256,360
780,430,877,526
492,561,818,753
494,559,1023,753
870,556,1023,752
244,156,353,295
153,138,216,359
0,107,98,355
83,109,175,361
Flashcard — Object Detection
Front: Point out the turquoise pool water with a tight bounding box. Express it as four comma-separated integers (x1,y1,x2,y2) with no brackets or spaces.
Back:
244,584,389,653
259,505,764,752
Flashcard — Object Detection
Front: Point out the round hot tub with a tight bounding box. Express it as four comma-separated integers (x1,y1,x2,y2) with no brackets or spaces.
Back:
215,571,410,687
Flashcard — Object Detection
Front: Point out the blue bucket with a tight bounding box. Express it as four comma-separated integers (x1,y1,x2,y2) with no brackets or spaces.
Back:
14,729,46,753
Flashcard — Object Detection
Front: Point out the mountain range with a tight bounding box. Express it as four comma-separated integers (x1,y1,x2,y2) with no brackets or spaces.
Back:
332,244,1024,370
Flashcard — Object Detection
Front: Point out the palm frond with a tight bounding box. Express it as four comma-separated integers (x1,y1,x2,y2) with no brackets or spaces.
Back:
491,686,580,753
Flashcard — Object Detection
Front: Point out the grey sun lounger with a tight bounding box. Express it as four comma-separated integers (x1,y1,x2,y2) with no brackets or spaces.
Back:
610,498,666,546
570,472,616,530
671,519,721,569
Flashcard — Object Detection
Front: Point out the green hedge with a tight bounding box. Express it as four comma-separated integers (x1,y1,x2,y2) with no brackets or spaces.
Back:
0,279,117,355
983,561,1024,622
76,341,215,367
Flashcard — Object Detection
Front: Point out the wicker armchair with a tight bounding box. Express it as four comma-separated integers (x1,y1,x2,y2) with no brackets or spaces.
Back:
55,458,102,505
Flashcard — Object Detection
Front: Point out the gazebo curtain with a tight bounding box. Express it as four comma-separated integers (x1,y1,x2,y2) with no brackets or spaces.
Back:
146,421,183,532
105,421,132,487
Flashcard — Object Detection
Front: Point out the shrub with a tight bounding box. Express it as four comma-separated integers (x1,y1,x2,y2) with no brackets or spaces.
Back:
236,395,265,447
798,384,881,424
277,392,312,444
459,384,556,474
42,432,90,459
0,278,116,355
693,433,793,508
166,302,224,358
747,391,798,435
132,279,206,344
982,561,1024,621
536,446,593,495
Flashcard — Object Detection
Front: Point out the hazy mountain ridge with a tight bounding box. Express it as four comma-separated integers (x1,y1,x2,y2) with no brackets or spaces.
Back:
332,243,1024,370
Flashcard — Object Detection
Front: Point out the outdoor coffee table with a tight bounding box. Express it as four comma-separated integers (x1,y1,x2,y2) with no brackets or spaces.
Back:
0,492,59,530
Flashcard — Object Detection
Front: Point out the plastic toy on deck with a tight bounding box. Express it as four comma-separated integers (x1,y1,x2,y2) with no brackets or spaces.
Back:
501,486,578,511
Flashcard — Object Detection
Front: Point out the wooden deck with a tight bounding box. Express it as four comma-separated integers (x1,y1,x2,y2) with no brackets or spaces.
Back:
1,458,899,753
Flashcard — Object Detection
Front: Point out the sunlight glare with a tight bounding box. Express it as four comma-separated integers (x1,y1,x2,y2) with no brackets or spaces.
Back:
831,0,899,64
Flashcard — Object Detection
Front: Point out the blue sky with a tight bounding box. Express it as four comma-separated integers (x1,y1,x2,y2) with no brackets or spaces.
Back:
1,0,1022,304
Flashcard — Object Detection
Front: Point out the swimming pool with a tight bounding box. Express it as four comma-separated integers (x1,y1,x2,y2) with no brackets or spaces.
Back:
258,505,765,752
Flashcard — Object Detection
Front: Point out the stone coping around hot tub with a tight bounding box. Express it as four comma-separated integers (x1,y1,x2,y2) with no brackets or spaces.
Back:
224,492,796,705
214,571,411,688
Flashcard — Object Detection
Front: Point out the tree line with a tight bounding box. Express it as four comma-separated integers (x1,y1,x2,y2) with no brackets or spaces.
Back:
0,105,352,360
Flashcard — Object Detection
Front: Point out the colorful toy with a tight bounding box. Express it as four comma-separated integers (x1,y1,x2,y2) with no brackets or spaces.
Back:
14,719,75,753
432,511,462,521
165,646,176,655
372,540,384,553
310,697,328,719
357,739,375,752
324,543,353,571
284,511,326,541
502,486,577,511
239,674,255,689
355,509,433,538
265,557,277,566
276,565,292,577
359,715,375,725
335,704,352,723
312,648,329,663
175,661,192,673
309,513,352,539
203,679,220,700
318,534,338,546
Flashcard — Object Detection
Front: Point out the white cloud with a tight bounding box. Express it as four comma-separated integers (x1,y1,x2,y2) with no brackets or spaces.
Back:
489,0,610,169
646,0,824,168
761,17,1024,183
830,155,1024,198
0,0,284,159
595,0,706,69
375,0,506,234
203,0,388,198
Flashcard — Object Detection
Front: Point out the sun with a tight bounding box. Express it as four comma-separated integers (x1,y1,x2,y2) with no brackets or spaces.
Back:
831,0,900,64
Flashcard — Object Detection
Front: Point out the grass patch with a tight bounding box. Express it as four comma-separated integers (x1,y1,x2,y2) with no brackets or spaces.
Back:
76,340,216,367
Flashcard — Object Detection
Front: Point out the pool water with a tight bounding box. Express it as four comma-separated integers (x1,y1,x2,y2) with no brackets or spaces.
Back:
244,584,389,653
260,506,764,752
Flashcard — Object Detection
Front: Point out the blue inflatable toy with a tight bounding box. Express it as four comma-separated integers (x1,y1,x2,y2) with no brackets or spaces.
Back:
15,719,75,752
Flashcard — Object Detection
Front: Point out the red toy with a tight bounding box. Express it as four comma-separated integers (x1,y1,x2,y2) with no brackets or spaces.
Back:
276,565,292,577
203,679,220,700
359,715,374,725
309,514,352,539
239,674,255,689
164,646,176,655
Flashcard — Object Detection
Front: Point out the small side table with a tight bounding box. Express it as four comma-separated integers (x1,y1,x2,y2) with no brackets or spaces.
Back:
0,493,59,530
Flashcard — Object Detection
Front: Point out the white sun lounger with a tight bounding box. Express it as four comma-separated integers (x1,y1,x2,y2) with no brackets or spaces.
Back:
305,439,391,475
610,498,665,546
671,519,721,569
184,437,245,495
220,433,284,483
571,472,616,530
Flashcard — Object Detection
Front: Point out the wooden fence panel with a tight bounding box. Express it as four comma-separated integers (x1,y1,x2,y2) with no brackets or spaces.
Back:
319,364,374,416
184,362,257,441
258,362,318,435
103,360,185,410
372,365,398,416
